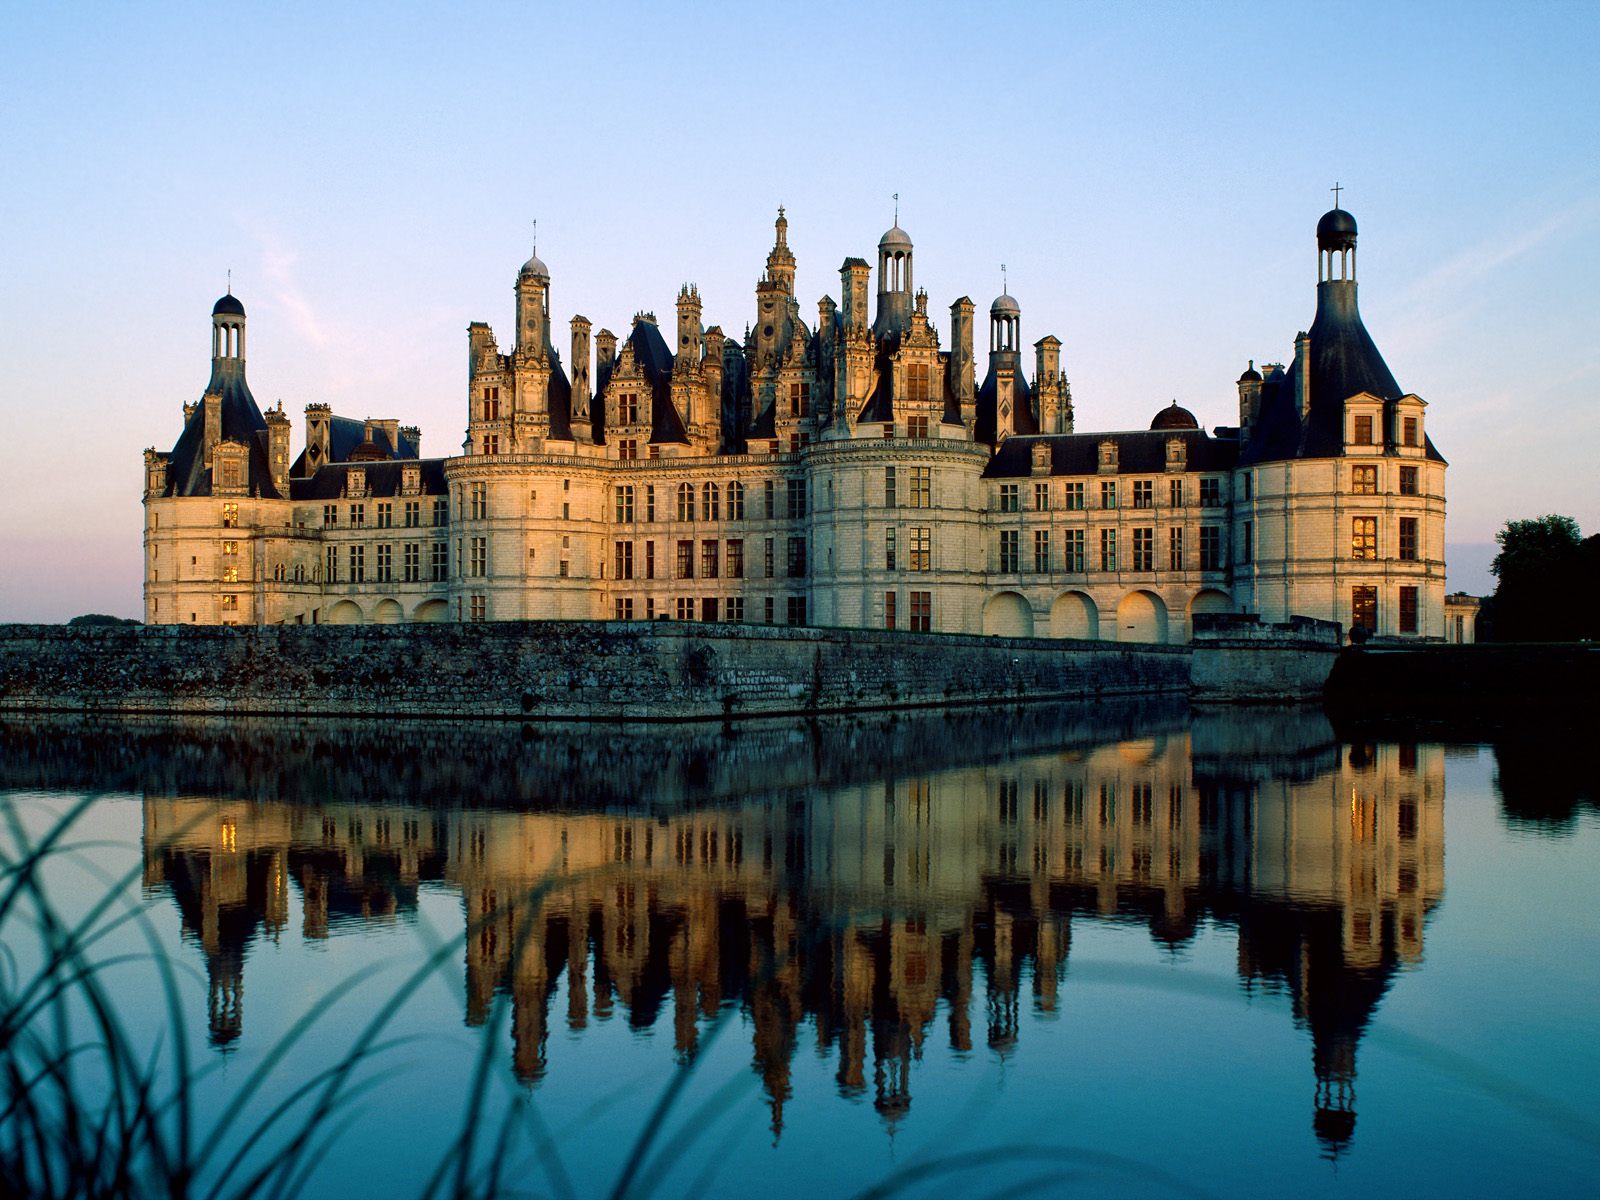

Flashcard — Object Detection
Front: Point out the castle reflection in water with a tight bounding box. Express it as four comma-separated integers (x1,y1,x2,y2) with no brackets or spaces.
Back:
96,703,1445,1156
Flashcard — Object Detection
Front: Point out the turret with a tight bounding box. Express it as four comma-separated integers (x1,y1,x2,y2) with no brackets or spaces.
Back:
595,328,617,394
265,403,291,495
571,315,592,422
874,220,914,338
675,285,702,372
764,207,796,296
950,297,975,431
840,259,871,332
515,248,550,360
1237,360,1263,431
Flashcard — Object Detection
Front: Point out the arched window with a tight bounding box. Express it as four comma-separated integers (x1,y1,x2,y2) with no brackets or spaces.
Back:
676,483,695,522
702,482,720,521
727,481,745,521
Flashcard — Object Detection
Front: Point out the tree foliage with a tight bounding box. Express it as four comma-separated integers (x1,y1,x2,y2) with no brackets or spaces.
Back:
1481,515,1599,641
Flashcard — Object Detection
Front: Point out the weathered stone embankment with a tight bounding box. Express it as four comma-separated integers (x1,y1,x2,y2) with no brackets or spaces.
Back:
0,622,1192,721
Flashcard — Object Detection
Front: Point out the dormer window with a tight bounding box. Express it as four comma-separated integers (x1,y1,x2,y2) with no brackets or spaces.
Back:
1098,440,1118,472
1352,414,1374,445
1166,438,1186,469
347,469,366,498
1403,416,1420,447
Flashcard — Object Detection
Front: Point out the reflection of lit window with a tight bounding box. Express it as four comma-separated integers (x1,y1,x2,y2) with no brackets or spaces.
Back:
220,820,237,853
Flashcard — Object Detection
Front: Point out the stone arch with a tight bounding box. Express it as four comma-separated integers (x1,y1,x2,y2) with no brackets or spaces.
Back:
413,599,448,623
1050,591,1100,640
1188,588,1233,619
372,598,403,624
982,591,1035,638
326,599,364,625
1115,590,1169,644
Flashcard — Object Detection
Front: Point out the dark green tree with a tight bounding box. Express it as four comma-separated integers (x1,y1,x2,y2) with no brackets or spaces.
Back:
1482,515,1587,641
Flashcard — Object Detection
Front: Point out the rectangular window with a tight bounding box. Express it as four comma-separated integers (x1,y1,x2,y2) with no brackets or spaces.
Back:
615,541,634,580
906,362,930,403
431,542,448,581
1133,480,1154,509
222,565,238,583
786,537,807,577
470,483,487,520
764,538,774,578
909,527,931,572
1354,414,1374,444
1169,478,1183,507
349,544,365,583
1133,527,1154,571
910,591,931,632
220,593,238,610
645,540,656,579
726,539,744,579
376,502,392,529
676,540,694,579
764,596,775,624
323,504,338,528
701,597,719,623
1241,520,1253,564
404,543,420,582
470,595,486,622
764,480,776,519
1400,466,1419,496
1352,585,1378,633
1352,516,1377,560
1352,465,1377,494
788,380,810,418
786,596,807,626
614,597,634,621
470,536,487,577
326,546,338,583
1000,483,1019,513
1064,482,1085,511
615,485,635,523
1034,482,1050,511
701,539,719,579
433,498,449,526
884,591,897,630
1200,526,1221,570
645,485,656,522
884,466,897,508
1034,529,1050,573
884,527,898,570
1242,472,1253,501
728,482,745,520
909,466,932,508
481,434,499,456
221,502,239,529
221,540,237,556
999,530,1019,573
1168,527,1183,571
404,500,420,527
676,597,694,621
1100,481,1117,510
726,596,745,622
618,438,637,460
350,503,365,528
906,414,928,438
375,543,392,582
618,393,639,424
1399,585,1419,633
1100,528,1117,571
787,478,807,519
1199,478,1221,507
1064,529,1085,573
1399,517,1418,561
1404,417,1419,447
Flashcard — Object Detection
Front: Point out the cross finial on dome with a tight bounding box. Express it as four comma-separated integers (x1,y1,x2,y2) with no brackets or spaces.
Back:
532,218,537,256
1001,263,1007,292
226,268,231,296
1330,182,1342,208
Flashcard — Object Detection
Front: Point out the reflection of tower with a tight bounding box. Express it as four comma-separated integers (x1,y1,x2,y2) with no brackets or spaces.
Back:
1313,1037,1358,1157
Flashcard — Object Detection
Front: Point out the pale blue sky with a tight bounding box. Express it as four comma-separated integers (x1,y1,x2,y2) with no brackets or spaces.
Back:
2,1,1596,620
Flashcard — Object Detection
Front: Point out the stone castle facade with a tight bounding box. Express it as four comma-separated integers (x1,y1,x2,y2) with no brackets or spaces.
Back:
143,205,1447,641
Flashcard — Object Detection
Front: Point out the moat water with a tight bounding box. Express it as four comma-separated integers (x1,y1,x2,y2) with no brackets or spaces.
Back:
2,703,1596,1198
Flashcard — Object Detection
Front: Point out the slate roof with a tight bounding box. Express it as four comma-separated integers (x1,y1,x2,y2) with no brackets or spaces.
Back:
287,458,448,500
982,428,1239,479
162,359,276,498
1240,280,1444,466
974,356,1037,445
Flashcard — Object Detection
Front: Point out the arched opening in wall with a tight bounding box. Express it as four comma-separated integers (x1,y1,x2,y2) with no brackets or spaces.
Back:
414,599,448,623
1050,591,1099,640
1188,588,1234,627
982,591,1035,638
373,598,403,624
326,599,364,625
1115,590,1169,644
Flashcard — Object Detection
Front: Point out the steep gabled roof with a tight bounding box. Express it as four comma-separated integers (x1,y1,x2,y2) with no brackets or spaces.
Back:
982,428,1239,479
287,458,448,500
162,360,277,498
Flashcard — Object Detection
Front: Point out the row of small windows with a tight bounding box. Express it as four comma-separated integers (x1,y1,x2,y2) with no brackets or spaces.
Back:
997,477,1228,513
1352,516,1422,561
1353,464,1421,495
1352,585,1422,634
322,542,450,584
613,480,808,524
611,537,808,581
1351,414,1423,447
323,499,449,529
997,526,1229,573
609,595,810,625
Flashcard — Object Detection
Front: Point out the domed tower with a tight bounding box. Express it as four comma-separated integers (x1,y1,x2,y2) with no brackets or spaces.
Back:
975,286,1036,446
212,291,246,364
989,290,1020,357
873,220,914,339
516,247,551,361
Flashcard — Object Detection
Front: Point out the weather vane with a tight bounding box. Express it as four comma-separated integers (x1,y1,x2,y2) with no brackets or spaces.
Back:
1331,182,1343,208
226,268,231,295
893,192,899,223
1001,263,1007,293
532,218,537,255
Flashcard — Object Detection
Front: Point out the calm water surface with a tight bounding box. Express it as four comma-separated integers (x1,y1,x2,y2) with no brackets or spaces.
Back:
2,703,1597,1198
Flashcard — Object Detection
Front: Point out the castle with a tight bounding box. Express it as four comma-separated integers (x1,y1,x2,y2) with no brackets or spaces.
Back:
142,204,1447,641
